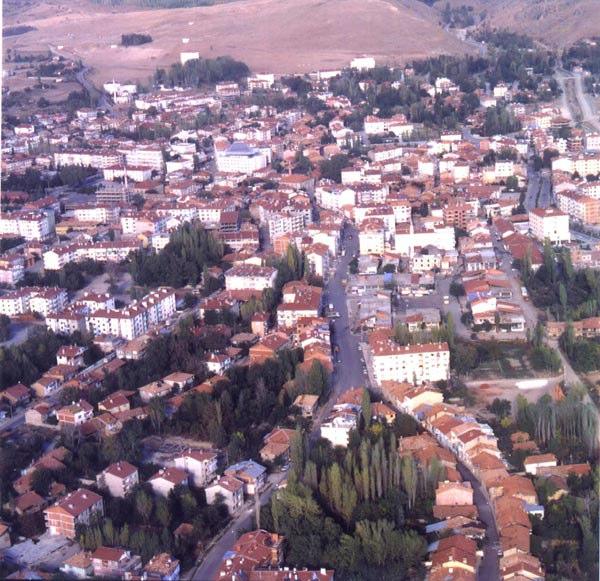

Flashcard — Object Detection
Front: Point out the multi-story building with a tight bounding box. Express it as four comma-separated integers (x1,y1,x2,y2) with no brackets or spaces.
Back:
359,218,386,255
529,208,570,245
205,475,244,514
556,191,600,224
0,255,25,286
56,399,94,428
215,142,269,174
0,287,68,318
0,210,55,241
225,265,277,291
54,150,123,169
44,488,104,538
174,449,219,488
96,461,139,498
368,329,450,385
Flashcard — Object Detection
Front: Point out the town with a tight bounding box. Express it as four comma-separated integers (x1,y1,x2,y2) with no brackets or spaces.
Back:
0,25,599,581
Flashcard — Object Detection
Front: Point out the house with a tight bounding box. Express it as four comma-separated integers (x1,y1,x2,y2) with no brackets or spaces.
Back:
162,372,195,391
320,404,360,447
225,265,277,291
224,460,267,495
429,534,478,580
149,467,188,497
1,383,31,407
523,453,557,475
174,449,219,488
56,399,94,428
91,546,142,578
293,394,319,417
98,390,133,414
435,481,474,506
56,345,87,368
205,475,244,514
96,461,139,498
249,332,292,363
139,380,172,403
61,552,94,579
14,491,46,516
259,427,296,463
143,553,181,581
214,530,284,579
371,402,396,424
44,488,104,538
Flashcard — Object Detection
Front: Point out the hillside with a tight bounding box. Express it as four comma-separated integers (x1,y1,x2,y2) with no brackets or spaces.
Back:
445,0,600,48
2,0,472,83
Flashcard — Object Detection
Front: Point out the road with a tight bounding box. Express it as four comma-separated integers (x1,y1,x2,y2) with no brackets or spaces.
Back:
190,224,364,578
310,223,367,437
556,68,600,133
457,463,500,581
0,410,26,433
190,472,286,581
524,162,552,211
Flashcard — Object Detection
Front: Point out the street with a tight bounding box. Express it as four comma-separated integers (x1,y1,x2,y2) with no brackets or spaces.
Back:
189,472,286,581
311,223,367,437
457,463,500,581
190,223,364,578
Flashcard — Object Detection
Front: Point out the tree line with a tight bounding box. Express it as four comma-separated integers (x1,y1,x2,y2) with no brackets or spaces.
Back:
153,56,249,89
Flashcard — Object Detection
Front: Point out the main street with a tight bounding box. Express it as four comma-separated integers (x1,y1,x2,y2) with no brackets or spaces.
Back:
311,223,367,437
191,223,364,578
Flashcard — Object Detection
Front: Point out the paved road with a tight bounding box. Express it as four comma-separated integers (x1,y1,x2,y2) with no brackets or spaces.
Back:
457,463,500,581
191,225,364,578
524,162,552,211
0,410,26,433
311,223,367,437
190,472,286,581
556,68,600,133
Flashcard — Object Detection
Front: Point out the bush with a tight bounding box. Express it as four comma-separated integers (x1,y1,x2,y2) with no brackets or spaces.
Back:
121,33,153,47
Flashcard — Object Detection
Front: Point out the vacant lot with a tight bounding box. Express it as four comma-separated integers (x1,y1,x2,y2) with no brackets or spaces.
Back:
4,0,472,83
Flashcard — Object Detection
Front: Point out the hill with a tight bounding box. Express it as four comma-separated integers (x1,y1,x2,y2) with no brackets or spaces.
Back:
444,0,600,48
2,0,472,83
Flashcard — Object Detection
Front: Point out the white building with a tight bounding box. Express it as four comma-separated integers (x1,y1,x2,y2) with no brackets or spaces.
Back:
0,210,55,241
174,450,219,488
320,405,360,447
225,265,277,291
350,56,376,71
368,330,450,385
215,142,269,174
529,208,570,245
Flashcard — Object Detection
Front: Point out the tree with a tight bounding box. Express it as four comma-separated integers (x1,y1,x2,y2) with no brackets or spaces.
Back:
319,155,349,183
361,388,371,428
307,360,329,397
134,490,153,523
449,281,465,297
488,398,511,419
401,456,418,510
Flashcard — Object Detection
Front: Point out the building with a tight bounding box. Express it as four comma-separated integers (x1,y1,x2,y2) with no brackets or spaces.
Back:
224,460,267,495
523,453,558,475
96,461,139,498
320,404,360,447
216,142,270,174
528,208,570,245
174,449,219,488
143,553,181,581
56,399,94,428
205,475,244,513
44,488,104,538
149,467,188,497
368,329,450,385
225,265,277,291
91,546,142,578
259,427,296,463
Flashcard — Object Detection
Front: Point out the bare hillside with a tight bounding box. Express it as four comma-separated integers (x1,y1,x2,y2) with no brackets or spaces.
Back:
446,0,600,47
3,0,472,82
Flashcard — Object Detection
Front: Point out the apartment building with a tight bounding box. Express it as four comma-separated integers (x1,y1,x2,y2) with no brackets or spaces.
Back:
44,488,104,538
277,282,322,328
225,265,277,291
54,150,122,169
0,287,68,317
205,475,244,514
0,255,25,286
0,210,55,241
556,191,600,224
96,461,139,498
368,329,450,385
359,218,386,255
529,207,570,245
174,449,219,488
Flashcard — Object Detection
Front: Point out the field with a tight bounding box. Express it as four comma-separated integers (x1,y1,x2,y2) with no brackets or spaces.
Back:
3,0,473,83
